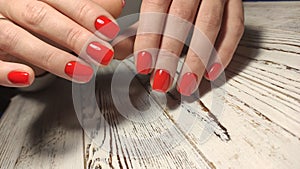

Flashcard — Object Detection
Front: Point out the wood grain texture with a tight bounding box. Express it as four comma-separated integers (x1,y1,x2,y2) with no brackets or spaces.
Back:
244,2,300,33
0,2,299,169
83,2,300,168
0,81,84,169
81,63,224,169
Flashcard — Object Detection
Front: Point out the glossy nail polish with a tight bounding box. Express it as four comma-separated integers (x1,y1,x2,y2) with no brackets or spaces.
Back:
86,42,114,65
65,61,93,82
8,71,29,85
95,16,120,39
178,72,198,96
205,63,222,81
152,69,171,93
137,51,152,74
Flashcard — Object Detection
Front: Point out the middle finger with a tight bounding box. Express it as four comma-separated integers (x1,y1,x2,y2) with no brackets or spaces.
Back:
177,0,226,96
151,0,200,92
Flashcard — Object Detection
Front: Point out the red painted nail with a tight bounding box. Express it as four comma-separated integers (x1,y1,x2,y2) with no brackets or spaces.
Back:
65,61,93,82
137,51,152,74
178,72,198,96
8,71,29,85
205,63,222,81
86,42,114,65
95,16,120,39
121,0,126,8
152,69,171,93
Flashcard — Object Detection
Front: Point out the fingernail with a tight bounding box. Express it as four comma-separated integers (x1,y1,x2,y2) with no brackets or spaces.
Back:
152,69,171,93
137,51,152,74
86,41,114,65
205,63,222,81
65,61,93,82
95,16,120,39
178,72,198,96
121,0,126,8
8,71,30,85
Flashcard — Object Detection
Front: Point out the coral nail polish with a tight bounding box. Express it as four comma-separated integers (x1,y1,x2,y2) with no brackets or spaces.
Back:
205,63,222,81
95,16,120,39
152,69,171,93
86,42,114,65
65,61,93,82
8,71,29,85
137,51,152,74
178,72,198,96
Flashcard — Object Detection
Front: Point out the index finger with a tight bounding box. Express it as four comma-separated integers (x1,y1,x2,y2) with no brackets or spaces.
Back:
134,0,172,74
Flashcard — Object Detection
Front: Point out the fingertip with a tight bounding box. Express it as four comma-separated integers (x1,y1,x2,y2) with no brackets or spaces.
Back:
204,63,223,81
0,61,35,88
136,51,153,75
85,41,114,66
64,61,94,83
151,69,172,93
177,72,198,96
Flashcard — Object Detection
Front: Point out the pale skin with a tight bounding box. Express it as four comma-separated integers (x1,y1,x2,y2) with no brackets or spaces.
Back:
0,0,244,96
0,0,123,87
134,0,245,96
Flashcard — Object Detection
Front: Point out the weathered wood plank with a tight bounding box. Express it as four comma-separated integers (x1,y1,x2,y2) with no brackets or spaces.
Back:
244,2,300,33
82,2,300,169
0,2,299,169
0,80,84,169
189,3,300,168
80,62,216,169
0,97,43,169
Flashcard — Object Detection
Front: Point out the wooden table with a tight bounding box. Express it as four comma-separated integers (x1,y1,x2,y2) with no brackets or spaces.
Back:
1,2,299,169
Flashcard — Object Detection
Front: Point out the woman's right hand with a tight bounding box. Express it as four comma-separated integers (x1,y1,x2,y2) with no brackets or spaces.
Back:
0,0,123,87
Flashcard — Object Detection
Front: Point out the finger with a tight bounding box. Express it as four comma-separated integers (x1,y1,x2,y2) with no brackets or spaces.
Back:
41,0,120,40
0,17,93,83
177,0,226,96
205,0,244,81
112,23,137,60
1,0,115,66
151,0,200,93
134,0,172,74
91,0,124,18
0,52,47,76
0,52,56,91
0,60,34,87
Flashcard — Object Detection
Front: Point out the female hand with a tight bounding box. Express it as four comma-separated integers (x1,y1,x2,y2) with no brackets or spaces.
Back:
0,0,123,88
134,0,244,96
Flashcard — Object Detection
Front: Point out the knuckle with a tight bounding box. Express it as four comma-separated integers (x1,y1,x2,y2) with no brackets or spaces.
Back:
143,0,171,7
41,50,57,69
23,1,48,25
198,12,222,30
188,53,203,64
220,46,233,59
65,27,84,50
0,23,19,51
232,17,245,37
137,34,160,43
171,7,194,21
77,1,93,22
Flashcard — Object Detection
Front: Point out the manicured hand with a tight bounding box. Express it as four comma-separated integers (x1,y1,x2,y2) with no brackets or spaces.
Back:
0,0,123,87
134,0,244,96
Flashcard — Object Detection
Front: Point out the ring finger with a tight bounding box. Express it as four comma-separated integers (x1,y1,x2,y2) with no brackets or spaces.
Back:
134,0,172,74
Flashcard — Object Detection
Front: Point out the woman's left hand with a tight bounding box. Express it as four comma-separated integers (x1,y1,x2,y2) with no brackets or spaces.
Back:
134,0,244,96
